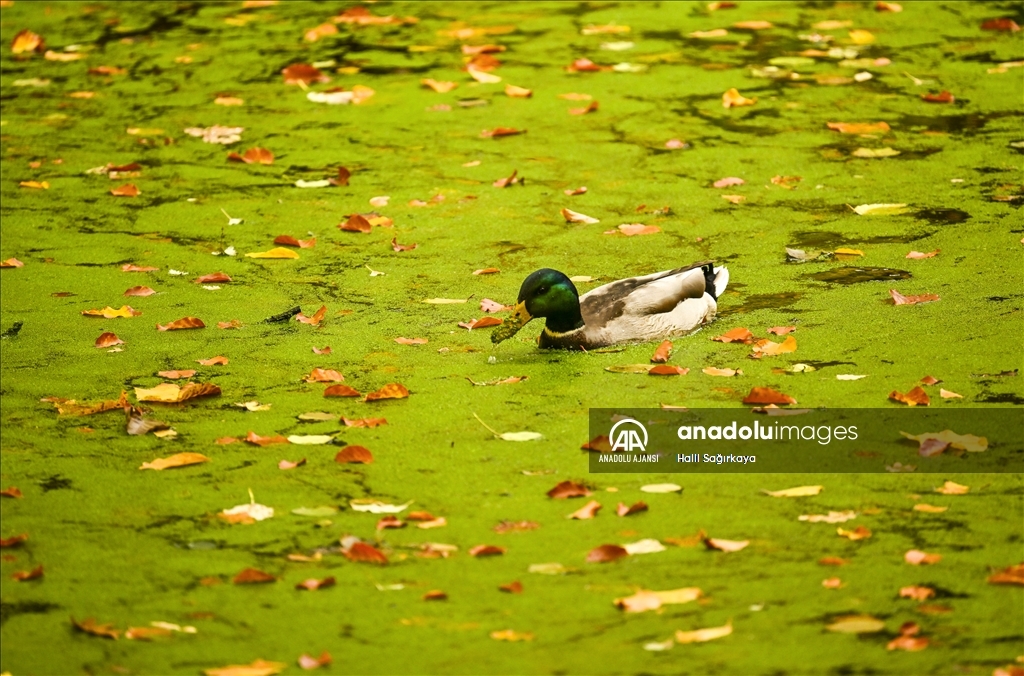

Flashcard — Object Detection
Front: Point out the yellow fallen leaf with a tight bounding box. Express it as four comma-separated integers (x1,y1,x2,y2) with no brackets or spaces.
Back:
245,247,299,259
848,29,875,44
615,588,702,613
203,659,287,676
134,382,221,403
764,485,823,497
834,247,865,256
722,88,756,108
934,480,969,495
826,615,885,633
490,629,533,641
140,453,210,470
853,203,908,216
913,504,948,513
19,180,50,189
900,430,987,453
675,621,732,644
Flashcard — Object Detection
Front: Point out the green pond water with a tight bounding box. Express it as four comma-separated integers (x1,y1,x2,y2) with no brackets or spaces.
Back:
1,1,1022,674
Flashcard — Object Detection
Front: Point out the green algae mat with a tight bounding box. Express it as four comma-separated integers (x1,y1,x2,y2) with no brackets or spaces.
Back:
2,1,1023,674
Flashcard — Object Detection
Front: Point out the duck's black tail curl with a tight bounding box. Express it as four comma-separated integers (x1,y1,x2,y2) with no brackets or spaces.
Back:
702,263,718,301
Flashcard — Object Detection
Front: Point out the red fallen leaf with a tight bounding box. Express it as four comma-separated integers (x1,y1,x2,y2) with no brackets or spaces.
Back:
767,326,796,335
298,651,333,670
197,356,228,366
344,542,387,564
1,258,25,268
335,445,374,464
587,544,629,563
218,320,243,329
905,549,942,565
13,564,43,581
481,298,511,313
110,183,140,197
617,501,648,517
342,417,388,428
651,340,673,363
649,365,689,376
827,121,891,134
123,286,156,297
274,235,316,248
233,568,276,584
296,305,327,325
493,520,539,533
987,563,1024,585
122,263,159,272
72,617,120,640
157,317,205,331
568,57,604,72
423,590,448,601
215,437,238,445
743,387,797,405
227,147,274,164
890,387,930,407
365,383,410,402
312,346,332,355
296,576,335,591
391,237,417,252
568,500,602,520
245,431,289,446
459,317,503,330
407,511,436,522
981,18,1020,31
819,556,849,566
922,91,954,104
1,487,23,498
278,458,306,470
194,272,231,284
499,580,523,594
469,545,506,557
339,214,372,233
305,368,344,383
377,516,405,530
95,332,125,348
890,289,940,305
713,327,754,343
581,435,612,452
1,534,28,548
906,249,940,259
547,480,592,499
493,169,520,188
157,369,196,379
282,63,329,85
569,101,599,115
480,127,526,138
900,585,936,600
324,384,361,398
395,337,427,345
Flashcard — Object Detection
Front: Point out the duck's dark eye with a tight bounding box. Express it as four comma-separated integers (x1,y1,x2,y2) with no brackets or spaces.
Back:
537,286,548,294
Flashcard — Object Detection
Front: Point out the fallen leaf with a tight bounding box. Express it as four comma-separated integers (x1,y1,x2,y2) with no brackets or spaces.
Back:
702,367,740,377
890,289,940,305
568,500,602,520
245,247,299,259
123,286,156,297
822,577,843,589
243,431,288,447
233,568,276,584
350,499,411,514
335,445,374,464
295,305,327,325
799,511,857,523
766,326,796,336
854,203,909,216
901,429,986,453
278,458,306,470
295,577,335,591
365,383,409,401
282,63,329,85
743,387,796,405
459,317,502,330
887,635,929,651
135,382,220,403
125,626,174,641
423,298,468,304
935,480,969,495
713,327,754,343
827,121,891,134
900,586,936,600
752,335,797,356
305,368,344,383
312,346,331,354
218,320,243,329
227,147,274,165
587,544,629,563
765,485,822,498
722,88,756,108
826,615,885,633
156,317,205,331
287,435,332,445
890,387,930,406
649,340,673,364
615,587,701,613
0,533,28,548
490,629,534,642
616,501,648,517
981,18,1021,31
770,175,802,189
640,483,682,493
819,556,848,566
421,78,457,93
734,19,772,29
569,101,599,115
82,305,142,319
837,526,872,540
561,208,599,224
297,652,332,671
499,581,523,594
72,617,120,640
480,127,524,138
12,564,43,581
610,223,660,236
140,453,210,470
110,183,140,197
469,544,506,557
906,249,940,259
1,257,25,267
649,365,689,376
1,486,23,499
987,563,1024,585
852,147,900,158
324,384,361,398
344,542,388,564
341,417,388,428
494,520,540,533
675,622,733,644
704,537,749,552
95,332,125,348
391,237,417,252
905,549,942,565
922,90,954,103
468,65,501,82
713,177,745,188
547,480,591,499
197,356,229,366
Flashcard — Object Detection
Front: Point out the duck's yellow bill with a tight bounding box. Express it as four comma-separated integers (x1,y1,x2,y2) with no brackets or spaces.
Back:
491,301,532,344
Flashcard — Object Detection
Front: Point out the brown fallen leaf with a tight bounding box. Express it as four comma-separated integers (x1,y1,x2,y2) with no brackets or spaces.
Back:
42,391,129,416
0,533,29,547
822,577,843,589
197,356,229,366
767,326,796,335
887,635,929,651
324,384,361,398
827,121,891,134
890,289,940,305
422,590,447,601
122,263,159,272
421,78,458,93
339,214,372,233
987,563,1024,585
157,317,205,331
305,368,344,383
617,501,648,517
920,375,941,385
295,305,327,325
981,18,1021,31
12,564,43,581
904,549,941,565
194,272,232,284
95,332,125,348
274,235,316,248
819,556,848,566
135,382,221,403
139,452,210,471
837,526,872,540
282,63,329,85
770,175,802,189
124,286,156,297
244,431,289,446
72,617,120,640
922,91,954,104
703,367,741,377
376,516,405,530
312,346,331,355
125,626,173,641
470,544,506,557
1,486,23,499
335,445,373,464
365,383,410,401
581,435,612,453
344,542,387,564
890,387,930,406
459,316,503,330
295,576,335,591
547,480,591,499
743,387,796,405
391,237,417,252
713,327,754,343
227,147,274,164
568,500,602,520
110,183,140,197
492,169,520,188
569,101,599,115
342,417,388,428
233,568,276,584
587,544,628,563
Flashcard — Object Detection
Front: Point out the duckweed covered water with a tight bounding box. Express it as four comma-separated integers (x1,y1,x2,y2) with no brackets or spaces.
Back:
1,2,1022,674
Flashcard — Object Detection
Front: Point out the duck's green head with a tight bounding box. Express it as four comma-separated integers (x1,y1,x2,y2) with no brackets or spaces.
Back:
491,268,584,344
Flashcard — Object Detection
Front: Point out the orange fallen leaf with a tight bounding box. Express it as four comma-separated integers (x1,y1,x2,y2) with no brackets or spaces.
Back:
139,452,210,471
365,383,409,401
887,635,929,651
95,332,125,348
274,235,316,248
233,568,276,584
587,544,628,563
377,515,405,530
713,327,754,343
610,223,660,236
703,367,740,377
282,63,329,85
122,263,159,272
617,501,648,517
194,272,232,284
42,392,129,416
305,368,344,383
905,549,941,565
566,57,605,72
827,121,891,134
547,480,591,499
335,445,373,464
11,29,44,54
82,305,141,319
110,183,140,197
480,127,525,138
12,564,43,581
649,365,689,376
459,316,503,330
124,286,156,297
215,437,238,445
981,18,1021,31
569,101,599,115
339,214,372,233
822,577,843,589
900,585,936,600
278,458,306,470
922,91,954,103
1,258,25,267
469,544,506,557
722,88,756,108
890,387,930,406
157,369,194,379
743,387,796,405
650,340,673,363
227,147,274,164
770,175,802,189
342,417,388,428
204,659,286,676
581,435,611,453
0,486,23,498
499,580,523,594
344,542,387,564
890,289,940,305
987,563,1024,585
89,65,127,76
218,319,243,329
295,305,327,325
391,237,417,252
568,500,602,520
767,326,796,335
157,317,205,331
422,589,447,601
324,384,361,398
244,431,289,446
295,576,335,591
197,356,228,366
752,335,797,356
1,534,28,548
819,556,848,566
837,526,872,540
312,346,331,355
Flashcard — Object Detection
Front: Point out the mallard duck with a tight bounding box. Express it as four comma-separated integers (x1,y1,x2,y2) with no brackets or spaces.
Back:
491,261,729,349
